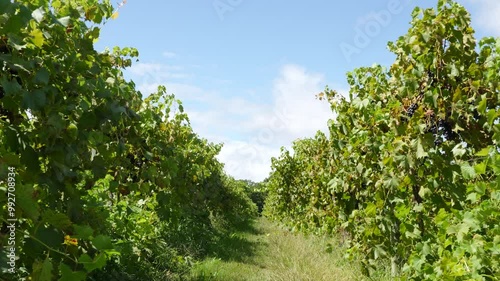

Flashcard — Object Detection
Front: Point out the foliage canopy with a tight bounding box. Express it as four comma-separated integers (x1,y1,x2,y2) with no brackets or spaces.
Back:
265,1,500,279
0,0,257,280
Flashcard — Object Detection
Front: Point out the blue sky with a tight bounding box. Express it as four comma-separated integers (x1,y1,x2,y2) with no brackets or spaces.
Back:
94,0,500,182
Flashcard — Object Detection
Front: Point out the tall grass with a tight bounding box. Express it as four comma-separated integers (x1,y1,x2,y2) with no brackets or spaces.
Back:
188,217,393,281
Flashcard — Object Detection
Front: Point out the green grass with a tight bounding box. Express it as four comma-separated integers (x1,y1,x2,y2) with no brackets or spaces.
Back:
187,217,392,281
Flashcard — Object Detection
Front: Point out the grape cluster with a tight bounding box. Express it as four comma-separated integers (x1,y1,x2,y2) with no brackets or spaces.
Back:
426,118,455,146
442,83,452,92
407,103,418,117
426,123,437,134
127,153,144,168
439,119,455,141
0,63,23,124
434,136,443,146
473,109,480,120
427,70,437,87
0,39,9,54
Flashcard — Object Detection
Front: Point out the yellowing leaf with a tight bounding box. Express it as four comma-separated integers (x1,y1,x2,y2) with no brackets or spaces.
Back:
475,147,490,157
111,12,119,19
478,95,487,115
474,162,486,175
64,235,78,246
416,138,428,159
30,28,45,47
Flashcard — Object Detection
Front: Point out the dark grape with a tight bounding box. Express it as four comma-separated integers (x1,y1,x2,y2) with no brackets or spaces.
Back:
438,119,446,127
426,124,438,134
434,136,443,146
432,118,456,142
407,103,418,117
443,129,455,141
427,70,436,87
441,119,454,141
473,109,480,120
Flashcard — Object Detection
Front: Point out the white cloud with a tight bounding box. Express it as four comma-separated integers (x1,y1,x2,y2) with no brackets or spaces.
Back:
131,81,217,111
127,62,338,182
213,64,334,181
463,0,500,35
216,140,280,182
127,63,191,94
129,62,183,75
270,64,331,136
162,51,178,58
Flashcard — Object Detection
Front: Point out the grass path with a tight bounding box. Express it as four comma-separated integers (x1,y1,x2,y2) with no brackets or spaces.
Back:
187,217,379,281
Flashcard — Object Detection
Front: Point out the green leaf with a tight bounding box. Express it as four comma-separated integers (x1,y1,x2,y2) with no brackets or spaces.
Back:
22,89,47,110
78,254,92,266
475,147,490,157
384,177,399,189
374,245,387,259
477,95,487,115
73,224,94,240
466,192,479,203
421,242,431,257
422,31,430,43
104,248,122,257
416,138,428,159
1,77,22,96
59,263,86,281
79,253,107,272
31,7,45,23
21,144,41,174
460,163,476,179
92,235,113,250
17,184,40,220
474,182,487,196
2,152,20,165
35,68,50,85
395,204,410,219
105,77,115,84
418,187,431,199
452,144,466,157
453,87,462,102
42,210,72,230
449,64,459,78
30,28,45,47
57,16,70,27
463,212,479,231
40,258,53,281
474,162,486,175
32,257,53,281
487,109,497,126
365,202,377,216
